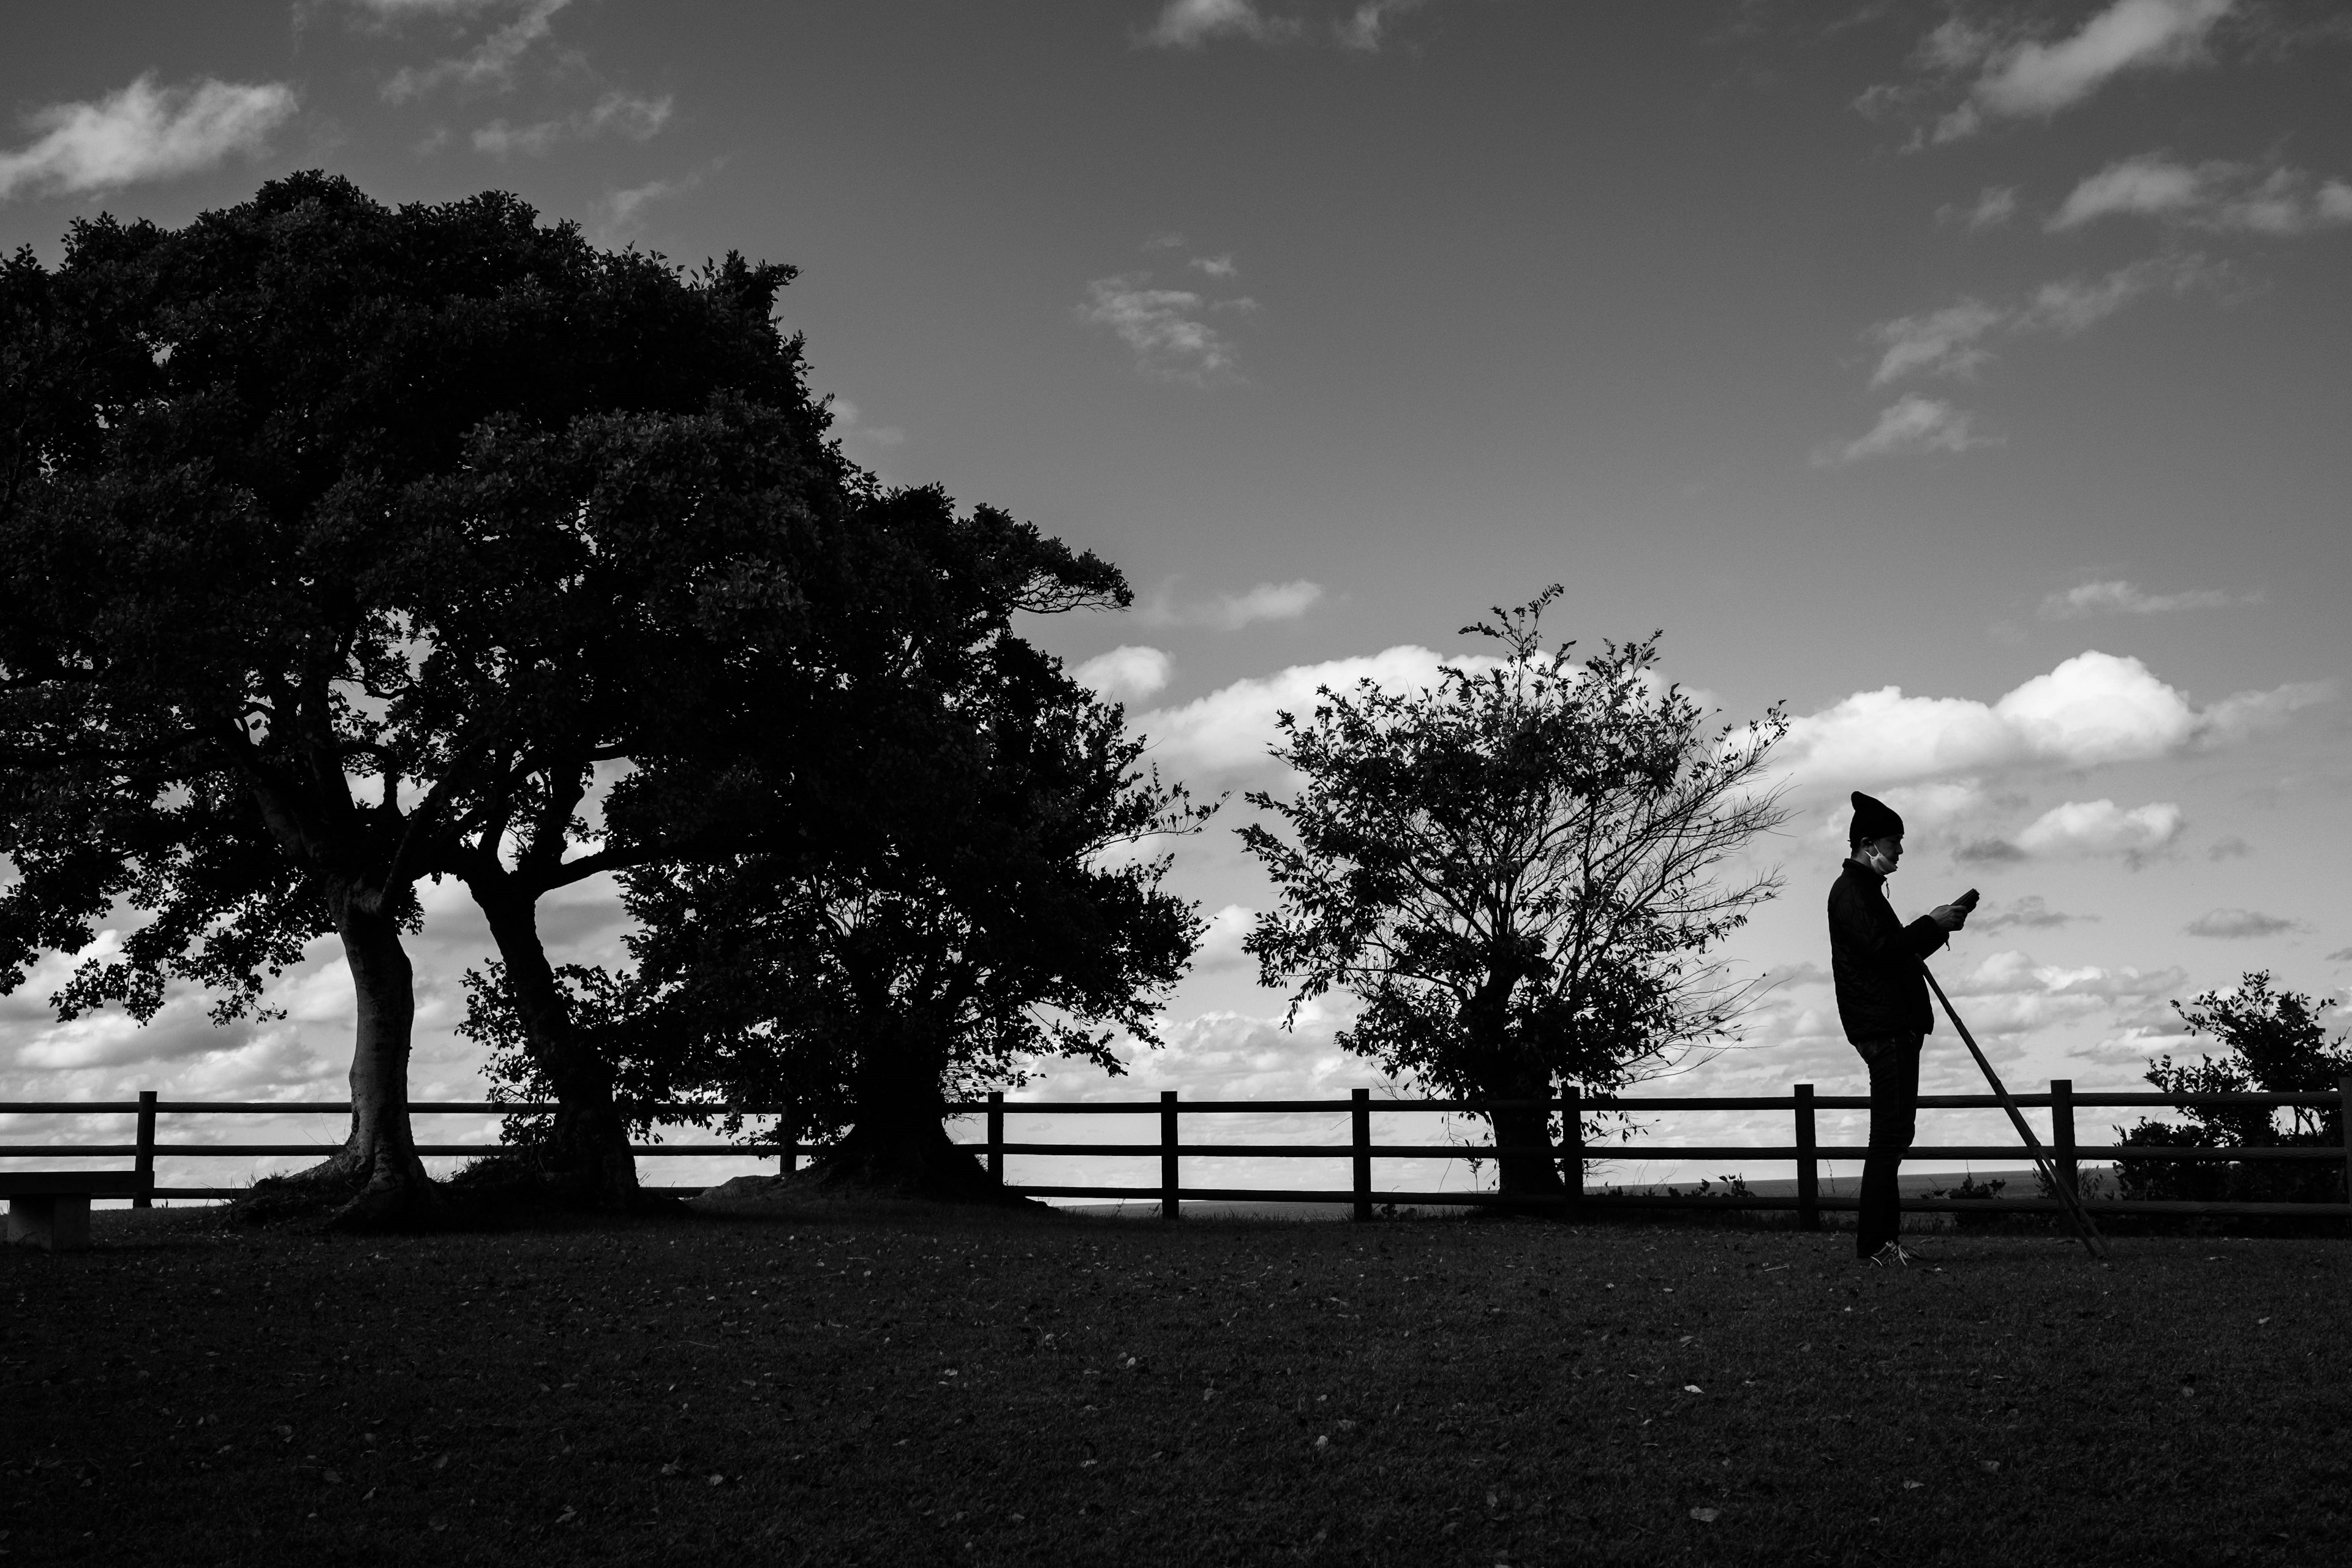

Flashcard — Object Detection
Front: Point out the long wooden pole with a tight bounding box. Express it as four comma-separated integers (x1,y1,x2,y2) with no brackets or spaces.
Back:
1921,961,2109,1260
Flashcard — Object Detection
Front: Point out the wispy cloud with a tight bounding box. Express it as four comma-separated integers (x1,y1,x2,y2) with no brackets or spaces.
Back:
1939,185,2019,228
472,90,671,157
1815,395,1989,466
384,0,572,100
587,162,715,246
1189,252,1238,278
2039,579,2249,618
1866,254,2225,388
1144,0,1285,48
1929,0,2234,142
1142,0,1431,51
1079,276,1253,383
1142,579,1326,630
1972,894,2096,933
2185,907,2297,938
1336,0,1428,51
2051,154,2352,234
0,75,297,202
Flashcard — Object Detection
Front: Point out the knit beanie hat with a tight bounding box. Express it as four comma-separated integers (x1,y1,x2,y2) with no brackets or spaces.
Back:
1849,791,1904,845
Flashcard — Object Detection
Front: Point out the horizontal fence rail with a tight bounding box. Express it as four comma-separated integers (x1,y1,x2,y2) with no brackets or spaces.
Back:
4,1079,2348,1222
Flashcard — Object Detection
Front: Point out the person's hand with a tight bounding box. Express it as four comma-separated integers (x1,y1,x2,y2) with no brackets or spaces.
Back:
1930,903,1966,932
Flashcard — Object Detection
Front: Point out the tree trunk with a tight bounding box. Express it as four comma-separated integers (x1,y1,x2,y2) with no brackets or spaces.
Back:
804,1017,1014,1202
273,886,437,1229
476,886,643,1206
1486,1080,1566,1202
1464,971,1563,1203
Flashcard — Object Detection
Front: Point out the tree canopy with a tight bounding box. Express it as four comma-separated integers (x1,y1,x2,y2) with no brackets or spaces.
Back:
0,172,1129,1220
1242,590,1787,1196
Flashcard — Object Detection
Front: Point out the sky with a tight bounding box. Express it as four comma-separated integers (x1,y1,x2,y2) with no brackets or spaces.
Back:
3,0,2348,1197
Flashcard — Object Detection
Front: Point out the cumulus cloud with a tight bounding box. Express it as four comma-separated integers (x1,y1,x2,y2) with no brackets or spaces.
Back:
1073,645,1175,705
1816,396,1988,466
2050,154,2352,235
1191,904,1259,970
1189,252,1238,278
1132,644,1505,780
1141,579,1325,630
1079,276,1251,383
0,75,298,201
1939,948,2189,1040
2185,908,2297,938
1776,650,2332,793
472,90,671,157
2016,798,2186,859
2040,579,2253,619
384,0,572,100
1929,0,2234,142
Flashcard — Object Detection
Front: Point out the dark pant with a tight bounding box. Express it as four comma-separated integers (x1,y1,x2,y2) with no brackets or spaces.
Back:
1856,1034,1923,1257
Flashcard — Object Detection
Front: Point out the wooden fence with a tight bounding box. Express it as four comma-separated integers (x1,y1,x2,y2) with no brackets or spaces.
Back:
6,1078,2350,1224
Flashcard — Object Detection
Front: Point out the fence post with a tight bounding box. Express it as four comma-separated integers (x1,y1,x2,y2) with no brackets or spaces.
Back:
1560,1084,1584,1219
1351,1088,1372,1222
133,1090,157,1208
1794,1084,1819,1232
2339,1075,2352,1216
778,1101,796,1176
987,1091,1006,1186
1160,1090,1180,1222
2051,1079,2078,1202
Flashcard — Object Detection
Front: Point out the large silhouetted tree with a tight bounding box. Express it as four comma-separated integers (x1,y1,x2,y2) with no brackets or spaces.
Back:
1242,590,1789,1200
0,173,944,1220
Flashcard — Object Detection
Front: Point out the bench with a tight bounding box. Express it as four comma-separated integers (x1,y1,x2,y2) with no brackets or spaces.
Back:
2,1172,152,1252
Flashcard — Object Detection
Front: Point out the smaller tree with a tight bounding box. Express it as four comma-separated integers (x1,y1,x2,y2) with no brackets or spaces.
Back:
2116,971,2351,1206
470,633,1208,1197
1242,590,1788,1199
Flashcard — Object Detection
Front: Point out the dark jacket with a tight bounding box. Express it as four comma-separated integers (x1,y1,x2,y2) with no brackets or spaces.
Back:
1828,859,1947,1042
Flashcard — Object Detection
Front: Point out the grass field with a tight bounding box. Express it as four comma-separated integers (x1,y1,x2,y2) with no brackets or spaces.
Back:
7,1203,2348,1566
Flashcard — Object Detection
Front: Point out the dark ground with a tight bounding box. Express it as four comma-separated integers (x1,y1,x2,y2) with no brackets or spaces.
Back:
5,1202,2347,1566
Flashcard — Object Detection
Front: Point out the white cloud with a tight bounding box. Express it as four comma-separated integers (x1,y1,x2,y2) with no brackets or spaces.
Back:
1144,0,1281,48
1971,894,2094,933
1864,254,2225,392
1776,650,2332,793
2051,154,2352,235
1938,948,2189,1041
1142,579,1326,630
1932,0,2234,141
2013,798,2187,859
1079,276,1248,382
1191,904,1259,970
1817,395,1989,465
1337,0,1427,51
1131,644,1505,780
1189,252,1238,278
587,162,715,244
2039,579,2245,618
472,91,671,157
1940,185,2019,228
1869,301,2006,385
2185,908,2296,938
827,398,905,451
0,75,298,202
1073,645,1175,704
385,0,572,100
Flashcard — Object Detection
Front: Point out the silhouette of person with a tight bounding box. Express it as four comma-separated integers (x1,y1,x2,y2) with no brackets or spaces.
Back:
1828,791,1969,1265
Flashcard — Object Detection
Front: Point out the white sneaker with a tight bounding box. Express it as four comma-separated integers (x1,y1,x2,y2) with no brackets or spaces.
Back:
1866,1242,1912,1268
